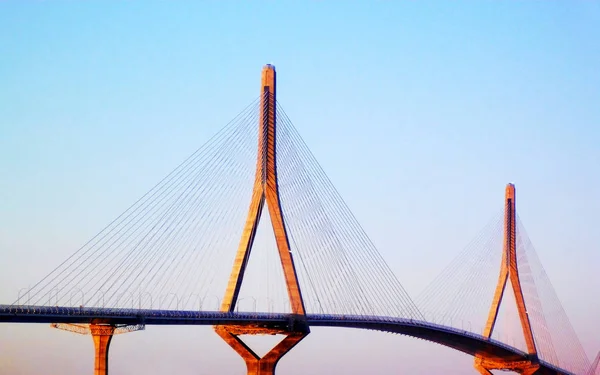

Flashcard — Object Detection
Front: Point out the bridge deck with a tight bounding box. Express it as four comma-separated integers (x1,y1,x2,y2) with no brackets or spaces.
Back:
0,305,573,375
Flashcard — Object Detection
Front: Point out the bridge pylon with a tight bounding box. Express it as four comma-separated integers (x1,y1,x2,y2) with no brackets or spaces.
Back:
474,183,541,374
213,64,309,375
587,351,600,375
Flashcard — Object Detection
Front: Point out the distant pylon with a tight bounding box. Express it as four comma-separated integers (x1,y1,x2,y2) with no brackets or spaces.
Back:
214,65,309,375
474,183,540,375
588,351,600,375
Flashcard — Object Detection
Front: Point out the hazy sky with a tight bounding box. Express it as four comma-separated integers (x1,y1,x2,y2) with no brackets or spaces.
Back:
1,1,599,374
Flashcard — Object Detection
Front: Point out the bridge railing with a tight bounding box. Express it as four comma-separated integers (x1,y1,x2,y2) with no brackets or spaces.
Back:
0,304,299,322
12,289,413,315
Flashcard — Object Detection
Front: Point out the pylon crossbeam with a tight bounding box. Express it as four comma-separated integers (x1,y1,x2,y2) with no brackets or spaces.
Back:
214,65,308,374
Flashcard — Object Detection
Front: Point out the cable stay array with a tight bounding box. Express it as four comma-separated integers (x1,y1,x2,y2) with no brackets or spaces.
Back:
4,63,592,375
516,216,591,374
416,209,590,374
13,95,422,322
416,212,505,334
587,352,600,375
16,97,261,312
275,103,422,319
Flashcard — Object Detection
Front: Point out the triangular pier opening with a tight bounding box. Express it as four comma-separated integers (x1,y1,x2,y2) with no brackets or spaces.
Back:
238,334,288,358
235,207,290,314
491,280,527,352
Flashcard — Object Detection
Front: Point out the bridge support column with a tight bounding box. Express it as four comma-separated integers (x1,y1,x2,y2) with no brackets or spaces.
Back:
52,323,143,375
216,327,305,375
90,324,115,375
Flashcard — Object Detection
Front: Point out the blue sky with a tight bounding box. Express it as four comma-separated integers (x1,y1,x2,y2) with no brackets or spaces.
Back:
1,1,599,374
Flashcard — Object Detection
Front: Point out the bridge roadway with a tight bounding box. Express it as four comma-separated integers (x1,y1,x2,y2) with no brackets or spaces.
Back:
0,305,572,375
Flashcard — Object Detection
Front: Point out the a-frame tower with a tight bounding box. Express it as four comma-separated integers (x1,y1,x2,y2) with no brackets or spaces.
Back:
214,65,309,375
474,183,540,374
586,352,600,375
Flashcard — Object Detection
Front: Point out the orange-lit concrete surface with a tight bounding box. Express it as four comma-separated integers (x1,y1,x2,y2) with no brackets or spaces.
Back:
214,64,309,375
90,324,115,375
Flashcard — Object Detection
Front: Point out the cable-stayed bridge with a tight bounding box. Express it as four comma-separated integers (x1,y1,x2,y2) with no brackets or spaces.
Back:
0,65,595,375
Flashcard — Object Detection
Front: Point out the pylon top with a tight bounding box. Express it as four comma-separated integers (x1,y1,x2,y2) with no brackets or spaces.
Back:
261,65,277,97
506,183,515,200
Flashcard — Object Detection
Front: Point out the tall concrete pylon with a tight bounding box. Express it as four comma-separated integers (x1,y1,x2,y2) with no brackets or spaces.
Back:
214,64,309,375
587,352,600,375
474,183,540,375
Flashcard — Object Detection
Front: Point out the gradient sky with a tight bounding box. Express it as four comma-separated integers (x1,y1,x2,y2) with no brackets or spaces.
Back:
1,1,599,374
